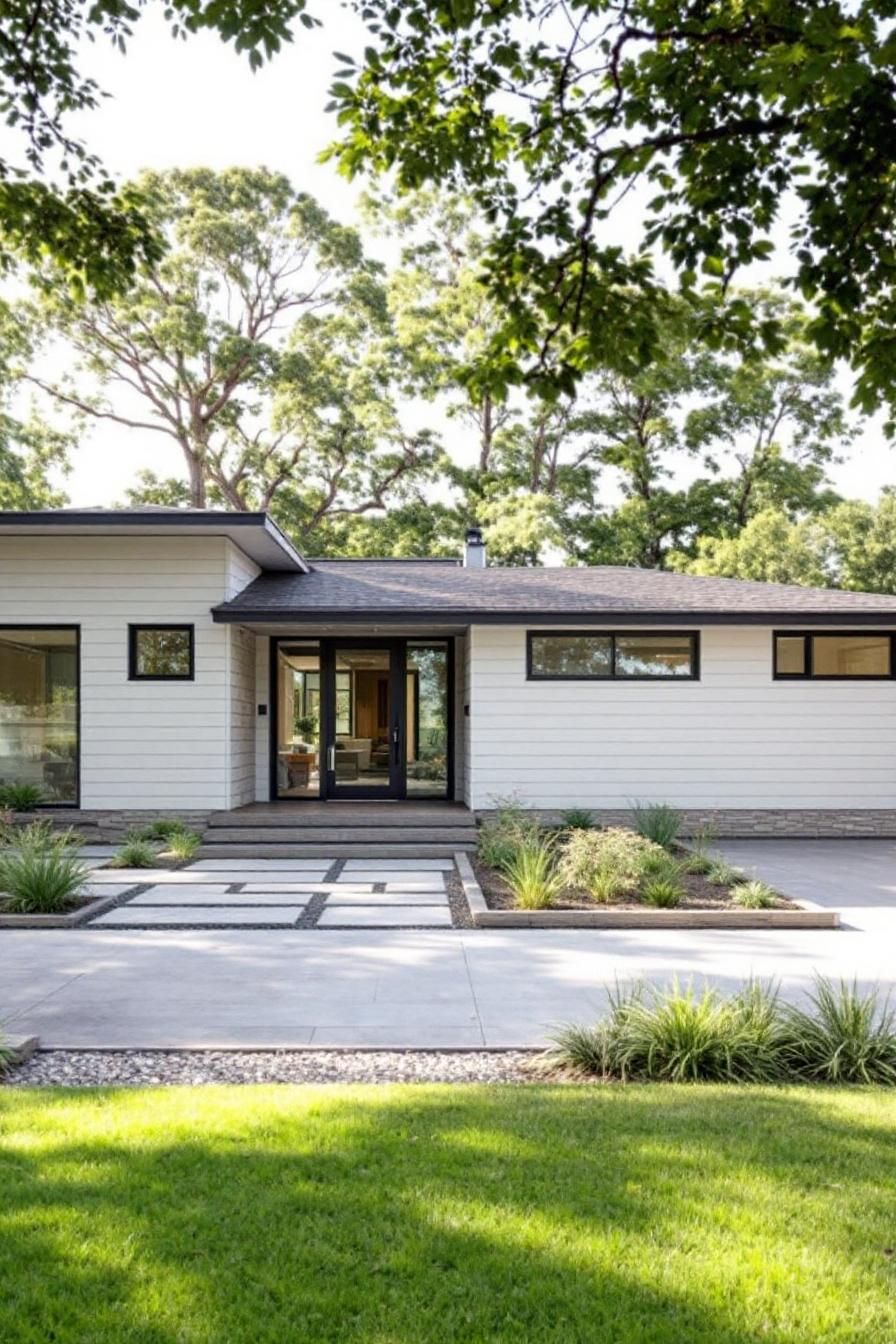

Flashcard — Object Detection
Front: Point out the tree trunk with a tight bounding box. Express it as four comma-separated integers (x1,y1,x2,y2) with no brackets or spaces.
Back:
184,448,206,509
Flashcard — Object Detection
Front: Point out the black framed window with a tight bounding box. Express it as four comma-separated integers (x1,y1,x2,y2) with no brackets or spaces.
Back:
129,625,194,681
527,631,699,681
0,626,79,805
774,631,896,680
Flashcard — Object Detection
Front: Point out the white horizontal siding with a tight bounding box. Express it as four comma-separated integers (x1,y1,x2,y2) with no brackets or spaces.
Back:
466,624,896,810
0,534,258,810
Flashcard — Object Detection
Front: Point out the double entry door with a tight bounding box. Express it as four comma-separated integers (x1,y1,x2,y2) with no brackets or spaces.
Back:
274,636,452,801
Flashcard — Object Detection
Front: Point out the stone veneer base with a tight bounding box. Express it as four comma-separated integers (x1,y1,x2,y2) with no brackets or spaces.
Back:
475,809,896,839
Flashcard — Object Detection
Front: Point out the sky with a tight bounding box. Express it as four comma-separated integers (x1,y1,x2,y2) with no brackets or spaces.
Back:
21,7,896,508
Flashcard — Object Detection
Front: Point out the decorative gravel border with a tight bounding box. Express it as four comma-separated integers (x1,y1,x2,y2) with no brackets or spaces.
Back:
454,852,840,929
5,1048,536,1087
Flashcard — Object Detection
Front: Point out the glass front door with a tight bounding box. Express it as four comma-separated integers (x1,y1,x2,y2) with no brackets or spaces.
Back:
324,643,404,799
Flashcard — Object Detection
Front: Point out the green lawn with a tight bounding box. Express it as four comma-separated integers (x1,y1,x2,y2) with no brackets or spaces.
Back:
1,1084,895,1343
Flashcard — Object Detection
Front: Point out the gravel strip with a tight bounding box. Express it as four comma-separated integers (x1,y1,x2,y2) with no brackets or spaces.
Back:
6,1049,536,1087
446,865,474,928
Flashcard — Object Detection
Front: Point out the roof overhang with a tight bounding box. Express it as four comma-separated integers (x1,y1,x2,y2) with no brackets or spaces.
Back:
0,510,308,573
211,608,896,626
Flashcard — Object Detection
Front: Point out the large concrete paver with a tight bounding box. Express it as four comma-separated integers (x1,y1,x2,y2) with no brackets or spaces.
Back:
126,888,307,906
317,907,453,927
92,907,305,928
326,890,449,906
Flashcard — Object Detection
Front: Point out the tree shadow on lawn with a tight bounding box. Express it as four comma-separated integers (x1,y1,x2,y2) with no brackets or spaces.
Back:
0,1085,894,1344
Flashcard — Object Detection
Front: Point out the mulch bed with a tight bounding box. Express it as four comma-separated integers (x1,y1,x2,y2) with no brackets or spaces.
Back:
472,854,796,912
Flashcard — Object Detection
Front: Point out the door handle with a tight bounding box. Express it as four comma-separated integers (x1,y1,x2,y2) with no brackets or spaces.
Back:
392,726,399,764
328,745,335,772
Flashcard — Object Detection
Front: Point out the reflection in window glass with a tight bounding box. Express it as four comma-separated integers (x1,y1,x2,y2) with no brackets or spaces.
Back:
406,642,449,797
0,627,78,803
774,636,807,676
131,626,193,679
529,634,612,678
812,635,890,677
276,642,321,798
615,635,695,678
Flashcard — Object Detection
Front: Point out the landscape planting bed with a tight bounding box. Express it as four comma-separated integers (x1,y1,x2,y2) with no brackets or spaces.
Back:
456,854,840,929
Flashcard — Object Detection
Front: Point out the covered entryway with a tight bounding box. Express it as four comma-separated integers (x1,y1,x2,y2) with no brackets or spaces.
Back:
272,635,455,803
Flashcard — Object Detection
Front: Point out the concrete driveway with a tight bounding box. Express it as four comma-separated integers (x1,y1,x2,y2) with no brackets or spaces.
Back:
2,841,894,1050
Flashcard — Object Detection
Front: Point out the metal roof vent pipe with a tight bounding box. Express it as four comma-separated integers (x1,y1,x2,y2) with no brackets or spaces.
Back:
464,524,486,568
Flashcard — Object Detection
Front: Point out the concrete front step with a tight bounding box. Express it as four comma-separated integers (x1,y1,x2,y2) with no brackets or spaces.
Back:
198,843,472,859
202,826,477,846
206,810,471,831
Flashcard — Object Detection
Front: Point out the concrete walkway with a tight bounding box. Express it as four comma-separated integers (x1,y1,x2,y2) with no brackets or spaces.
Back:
1,840,893,1049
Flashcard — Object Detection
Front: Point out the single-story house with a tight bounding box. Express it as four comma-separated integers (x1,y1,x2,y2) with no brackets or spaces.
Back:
2,506,896,834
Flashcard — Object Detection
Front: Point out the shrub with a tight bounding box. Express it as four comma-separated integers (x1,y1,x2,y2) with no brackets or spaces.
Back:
559,808,596,831
0,843,89,914
559,827,661,902
109,838,159,869
642,877,684,908
684,850,714,875
502,837,563,910
630,800,681,849
780,979,896,1085
163,829,201,862
0,782,44,812
706,860,746,887
733,879,778,909
607,979,786,1084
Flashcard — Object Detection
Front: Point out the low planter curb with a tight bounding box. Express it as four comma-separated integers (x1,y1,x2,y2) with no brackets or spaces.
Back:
454,853,840,929
0,891,123,929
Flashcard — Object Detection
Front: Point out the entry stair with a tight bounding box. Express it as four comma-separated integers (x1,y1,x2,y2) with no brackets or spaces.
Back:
200,802,477,859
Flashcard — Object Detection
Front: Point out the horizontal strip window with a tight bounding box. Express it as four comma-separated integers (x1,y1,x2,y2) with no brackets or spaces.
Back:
774,631,896,680
527,631,699,681
129,625,195,681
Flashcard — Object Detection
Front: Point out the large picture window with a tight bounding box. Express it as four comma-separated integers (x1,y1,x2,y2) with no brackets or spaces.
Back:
774,632,895,679
0,627,79,804
527,631,699,680
129,625,194,680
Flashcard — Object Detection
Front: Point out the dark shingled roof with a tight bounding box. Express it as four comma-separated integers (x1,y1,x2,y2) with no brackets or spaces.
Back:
212,560,896,625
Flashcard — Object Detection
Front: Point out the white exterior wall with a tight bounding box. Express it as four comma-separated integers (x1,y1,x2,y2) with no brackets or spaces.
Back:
466,624,896,811
224,544,261,809
0,534,258,810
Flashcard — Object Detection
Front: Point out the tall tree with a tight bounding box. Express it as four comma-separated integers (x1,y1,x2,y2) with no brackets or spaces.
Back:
570,293,850,568
28,168,436,537
0,0,317,295
0,303,70,507
332,1,896,418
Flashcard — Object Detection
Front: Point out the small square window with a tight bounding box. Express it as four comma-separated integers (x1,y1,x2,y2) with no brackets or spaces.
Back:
129,626,194,680
774,636,807,677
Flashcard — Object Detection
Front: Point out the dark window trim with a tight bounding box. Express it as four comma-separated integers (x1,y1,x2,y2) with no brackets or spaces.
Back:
128,624,195,682
0,623,80,809
526,629,700,682
773,629,896,681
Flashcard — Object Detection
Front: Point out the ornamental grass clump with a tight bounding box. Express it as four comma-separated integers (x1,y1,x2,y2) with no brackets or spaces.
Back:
733,879,778,909
109,838,159,869
780,979,896,1085
478,795,541,870
502,836,563,910
559,827,661,904
0,782,44,812
630,801,681,850
0,825,89,914
547,980,788,1084
706,860,746,887
559,808,596,831
162,829,202,862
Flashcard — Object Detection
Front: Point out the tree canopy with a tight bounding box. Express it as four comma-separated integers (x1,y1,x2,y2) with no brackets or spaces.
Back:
0,0,317,295
25,168,438,541
330,1,896,418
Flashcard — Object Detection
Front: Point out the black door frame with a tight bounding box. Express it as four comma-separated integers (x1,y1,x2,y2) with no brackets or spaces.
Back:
269,635,455,802
323,637,405,800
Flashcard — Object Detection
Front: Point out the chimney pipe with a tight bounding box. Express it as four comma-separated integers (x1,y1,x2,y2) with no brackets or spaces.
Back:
464,525,486,568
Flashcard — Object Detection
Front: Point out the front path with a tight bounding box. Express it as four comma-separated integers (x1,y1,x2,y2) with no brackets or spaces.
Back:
3,840,894,1049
